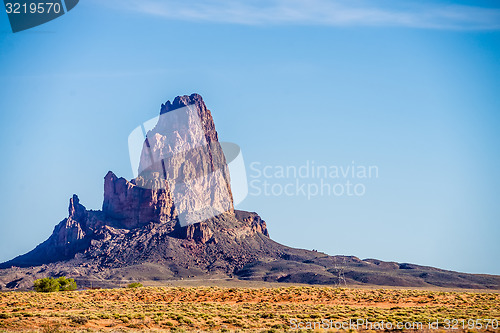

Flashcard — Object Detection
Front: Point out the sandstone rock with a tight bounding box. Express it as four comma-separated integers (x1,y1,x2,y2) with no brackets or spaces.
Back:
139,93,233,227
54,194,87,247
102,171,175,229
235,211,269,237
182,222,213,244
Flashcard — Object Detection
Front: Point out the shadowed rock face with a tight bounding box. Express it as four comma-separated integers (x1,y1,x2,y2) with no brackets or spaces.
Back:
102,171,175,229
1,94,499,291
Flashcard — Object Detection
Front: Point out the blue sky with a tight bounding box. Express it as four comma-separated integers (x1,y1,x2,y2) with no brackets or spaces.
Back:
0,0,499,275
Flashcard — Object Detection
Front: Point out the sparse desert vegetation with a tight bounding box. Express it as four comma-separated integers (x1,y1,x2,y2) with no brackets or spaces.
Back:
0,285,498,332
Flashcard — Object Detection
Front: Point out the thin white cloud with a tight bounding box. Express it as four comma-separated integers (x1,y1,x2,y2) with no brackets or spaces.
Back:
103,0,500,30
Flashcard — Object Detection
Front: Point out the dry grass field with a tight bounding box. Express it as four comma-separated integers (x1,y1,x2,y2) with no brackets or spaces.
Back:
0,285,499,332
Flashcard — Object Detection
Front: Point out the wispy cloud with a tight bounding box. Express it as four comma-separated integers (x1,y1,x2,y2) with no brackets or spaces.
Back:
104,0,500,30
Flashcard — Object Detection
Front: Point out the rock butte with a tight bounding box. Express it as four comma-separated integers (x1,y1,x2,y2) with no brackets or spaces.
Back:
0,94,499,290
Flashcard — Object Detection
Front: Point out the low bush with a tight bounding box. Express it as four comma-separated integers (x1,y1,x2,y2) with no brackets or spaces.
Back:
33,277,77,292
57,277,77,291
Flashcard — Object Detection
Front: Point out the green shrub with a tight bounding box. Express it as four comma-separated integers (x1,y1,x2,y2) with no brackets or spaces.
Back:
57,277,77,291
127,282,143,288
34,278,60,292
33,276,77,292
